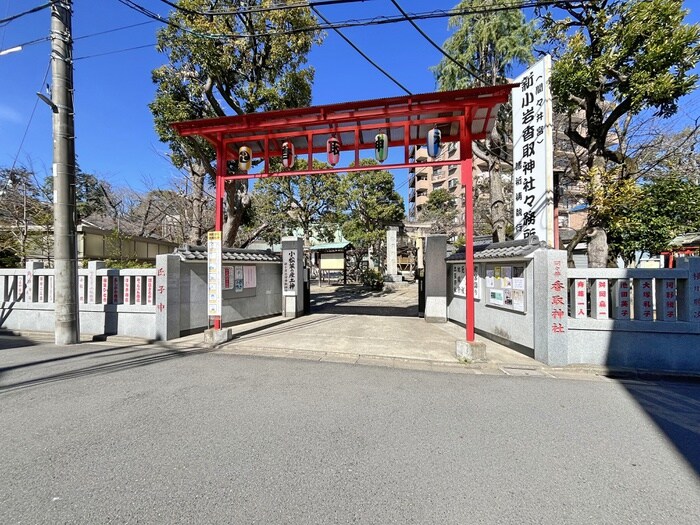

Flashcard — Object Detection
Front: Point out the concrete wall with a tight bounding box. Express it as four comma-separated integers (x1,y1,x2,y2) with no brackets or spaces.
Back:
0,253,283,341
446,251,700,373
179,259,282,334
448,258,536,355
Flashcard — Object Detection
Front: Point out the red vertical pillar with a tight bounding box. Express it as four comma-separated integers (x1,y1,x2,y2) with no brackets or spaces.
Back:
214,138,226,330
215,138,225,232
460,117,475,342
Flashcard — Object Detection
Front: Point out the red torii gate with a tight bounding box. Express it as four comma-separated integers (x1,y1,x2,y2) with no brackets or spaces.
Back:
172,85,514,342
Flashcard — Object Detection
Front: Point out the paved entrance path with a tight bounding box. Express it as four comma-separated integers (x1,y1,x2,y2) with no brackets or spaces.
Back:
209,283,548,373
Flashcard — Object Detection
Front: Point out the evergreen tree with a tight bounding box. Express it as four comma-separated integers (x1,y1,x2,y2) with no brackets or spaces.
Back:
434,0,536,242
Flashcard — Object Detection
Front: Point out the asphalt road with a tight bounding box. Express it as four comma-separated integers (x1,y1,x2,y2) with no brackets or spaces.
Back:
1,340,699,524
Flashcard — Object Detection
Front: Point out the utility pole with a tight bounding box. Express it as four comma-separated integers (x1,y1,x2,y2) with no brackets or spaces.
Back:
51,0,79,344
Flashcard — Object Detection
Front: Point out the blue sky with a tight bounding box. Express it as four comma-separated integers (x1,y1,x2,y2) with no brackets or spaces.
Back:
1,0,699,205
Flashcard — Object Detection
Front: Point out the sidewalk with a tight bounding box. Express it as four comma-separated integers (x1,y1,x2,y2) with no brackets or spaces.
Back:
170,283,609,381
4,284,697,382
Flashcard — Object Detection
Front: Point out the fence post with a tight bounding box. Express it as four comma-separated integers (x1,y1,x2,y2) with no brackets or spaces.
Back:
24,260,44,303
533,250,570,365
676,257,700,323
87,261,105,304
154,254,181,340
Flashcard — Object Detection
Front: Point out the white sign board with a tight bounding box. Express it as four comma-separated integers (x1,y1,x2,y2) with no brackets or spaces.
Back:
207,231,222,317
512,55,554,246
283,249,298,295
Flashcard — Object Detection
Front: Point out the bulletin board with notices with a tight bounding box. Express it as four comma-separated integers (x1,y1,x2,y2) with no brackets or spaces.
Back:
452,264,480,301
484,264,526,312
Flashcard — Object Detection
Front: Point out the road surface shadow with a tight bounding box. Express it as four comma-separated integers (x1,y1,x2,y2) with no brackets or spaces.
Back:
616,377,700,476
311,285,418,317
0,345,206,394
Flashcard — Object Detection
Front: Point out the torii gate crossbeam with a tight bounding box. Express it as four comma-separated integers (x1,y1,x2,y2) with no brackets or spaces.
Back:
172,85,515,342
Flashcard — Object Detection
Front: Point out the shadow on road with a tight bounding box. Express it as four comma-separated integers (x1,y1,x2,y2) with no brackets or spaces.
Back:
311,284,418,317
615,377,700,476
0,334,38,351
0,343,207,394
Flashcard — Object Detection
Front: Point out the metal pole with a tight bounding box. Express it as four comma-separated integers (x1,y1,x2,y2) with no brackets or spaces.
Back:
51,0,79,344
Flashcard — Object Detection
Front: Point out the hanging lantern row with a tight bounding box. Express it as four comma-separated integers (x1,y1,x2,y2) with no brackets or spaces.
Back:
233,126,442,171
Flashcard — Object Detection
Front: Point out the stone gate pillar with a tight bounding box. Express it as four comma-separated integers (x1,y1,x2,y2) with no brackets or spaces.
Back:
281,237,304,318
424,235,447,322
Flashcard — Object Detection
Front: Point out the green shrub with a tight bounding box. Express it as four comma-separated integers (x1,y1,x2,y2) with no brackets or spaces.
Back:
360,268,384,290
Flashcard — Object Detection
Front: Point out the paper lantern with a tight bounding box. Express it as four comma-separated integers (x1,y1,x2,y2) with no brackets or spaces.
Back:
282,140,295,169
374,132,388,163
426,126,441,158
327,135,340,166
238,145,252,171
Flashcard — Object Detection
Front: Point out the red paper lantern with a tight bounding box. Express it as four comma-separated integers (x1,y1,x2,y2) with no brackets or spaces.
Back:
327,135,340,166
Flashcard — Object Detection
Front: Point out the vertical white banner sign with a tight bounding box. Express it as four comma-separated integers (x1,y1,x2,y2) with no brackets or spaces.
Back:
512,55,554,246
207,232,222,317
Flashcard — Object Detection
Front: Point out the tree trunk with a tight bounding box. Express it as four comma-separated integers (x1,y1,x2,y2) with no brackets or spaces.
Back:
188,163,207,245
223,179,250,247
489,146,507,243
587,154,610,268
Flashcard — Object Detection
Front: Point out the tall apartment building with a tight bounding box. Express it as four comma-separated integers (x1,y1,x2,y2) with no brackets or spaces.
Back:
408,142,465,222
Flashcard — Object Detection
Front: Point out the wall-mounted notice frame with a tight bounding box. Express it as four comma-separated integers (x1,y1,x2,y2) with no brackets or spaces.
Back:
485,264,526,312
452,264,481,301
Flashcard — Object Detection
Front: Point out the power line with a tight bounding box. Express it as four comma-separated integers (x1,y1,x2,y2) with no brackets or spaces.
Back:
74,43,155,61
157,0,373,16
1,21,156,55
0,2,51,27
7,60,51,178
74,20,156,41
116,0,588,40
311,4,411,96
389,0,488,86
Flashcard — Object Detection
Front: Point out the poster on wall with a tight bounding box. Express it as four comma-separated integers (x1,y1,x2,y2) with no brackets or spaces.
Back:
474,265,481,301
486,269,495,288
243,266,256,288
490,289,505,306
512,289,525,311
234,266,244,292
453,264,466,297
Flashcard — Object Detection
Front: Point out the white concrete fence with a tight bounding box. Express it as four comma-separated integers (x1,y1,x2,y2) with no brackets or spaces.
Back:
1,250,283,341
445,245,700,374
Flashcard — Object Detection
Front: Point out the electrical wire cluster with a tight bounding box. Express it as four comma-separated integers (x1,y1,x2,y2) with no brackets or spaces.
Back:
0,2,51,27
116,0,581,40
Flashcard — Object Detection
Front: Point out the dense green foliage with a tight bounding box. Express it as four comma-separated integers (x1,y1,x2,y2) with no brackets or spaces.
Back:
539,0,700,264
150,0,323,246
338,160,405,254
417,188,460,236
602,175,700,264
249,160,342,246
